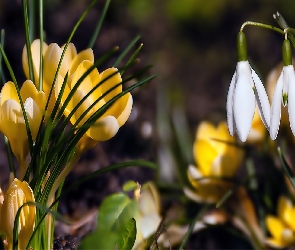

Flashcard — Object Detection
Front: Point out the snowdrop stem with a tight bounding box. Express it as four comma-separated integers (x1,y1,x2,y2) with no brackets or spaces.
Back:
282,39,292,66
240,21,284,35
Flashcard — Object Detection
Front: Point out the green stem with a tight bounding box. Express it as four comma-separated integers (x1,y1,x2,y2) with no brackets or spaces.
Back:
240,21,284,35
38,0,44,91
47,152,81,207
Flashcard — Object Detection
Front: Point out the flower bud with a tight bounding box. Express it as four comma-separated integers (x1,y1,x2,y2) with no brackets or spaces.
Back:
0,179,36,250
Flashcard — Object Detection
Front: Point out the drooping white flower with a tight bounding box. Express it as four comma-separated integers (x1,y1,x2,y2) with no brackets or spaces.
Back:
270,65,295,139
270,39,295,140
226,31,270,142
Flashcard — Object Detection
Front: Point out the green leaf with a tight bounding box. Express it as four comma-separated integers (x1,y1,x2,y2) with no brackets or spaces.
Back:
79,193,139,249
278,147,295,189
118,218,137,250
123,180,139,193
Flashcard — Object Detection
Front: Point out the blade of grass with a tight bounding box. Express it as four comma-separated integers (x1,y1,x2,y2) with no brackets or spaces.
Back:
88,0,111,48
113,35,141,67
38,0,44,91
22,0,35,83
178,205,211,250
278,147,295,189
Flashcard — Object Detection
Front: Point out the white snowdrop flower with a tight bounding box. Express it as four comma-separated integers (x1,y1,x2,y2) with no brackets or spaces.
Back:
226,31,270,142
270,39,295,140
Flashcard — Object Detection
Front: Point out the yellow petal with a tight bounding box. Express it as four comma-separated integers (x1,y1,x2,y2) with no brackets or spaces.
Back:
100,68,122,102
103,92,133,126
0,178,35,250
266,215,285,241
0,100,28,160
193,139,218,176
24,97,42,140
87,115,120,141
278,196,293,226
61,43,77,64
187,165,202,188
22,39,48,86
43,43,69,87
72,89,96,126
70,60,101,101
69,48,94,75
1,81,19,104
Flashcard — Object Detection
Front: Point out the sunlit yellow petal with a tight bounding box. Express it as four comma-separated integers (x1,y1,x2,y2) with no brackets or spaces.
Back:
24,97,42,140
266,238,287,249
103,92,133,126
1,81,19,104
22,39,48,86
87,116,120,141
100,68,122,102
69,48,94,75
266,215,285,241
43,43,69,87
70,60,100,97
194,139,218,176
61,43,77,64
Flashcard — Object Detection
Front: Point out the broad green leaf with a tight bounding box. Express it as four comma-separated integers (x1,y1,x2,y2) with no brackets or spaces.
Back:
118,218,137,250
79,193,139,249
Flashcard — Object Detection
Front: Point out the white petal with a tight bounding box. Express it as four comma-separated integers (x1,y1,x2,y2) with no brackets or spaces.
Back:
226,70,236,136
287,68,295,136
234,62,255,142
251,68,271,129
283,65,293,101
270,71,283,140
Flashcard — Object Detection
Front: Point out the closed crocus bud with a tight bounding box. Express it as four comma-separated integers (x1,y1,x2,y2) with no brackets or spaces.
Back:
0,80,45,177
133,182,162,249
266,196,295,248
0,179,36,250
184,121,244,203
55,60,133,148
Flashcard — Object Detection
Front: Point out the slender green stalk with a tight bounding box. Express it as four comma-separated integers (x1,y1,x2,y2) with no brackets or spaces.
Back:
88,0,111,48
178,205,211,249
4,136,15,176
240,21,284,35
22,0,35,83
38,0,44,91
28,0,35,41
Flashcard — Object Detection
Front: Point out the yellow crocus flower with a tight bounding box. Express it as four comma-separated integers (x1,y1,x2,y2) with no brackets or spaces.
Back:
266,196,295,248
0,179,36,250
22,39,94,111
0,80,45,177
247,108,266,143
184,121,243,203
55,60,133,150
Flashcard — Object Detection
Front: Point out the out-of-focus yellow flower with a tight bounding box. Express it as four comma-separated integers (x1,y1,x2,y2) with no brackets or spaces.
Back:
55,60,133,149
0,179,36,250
184,121,243,203
0,80,45,176
266,196,295,248
247,108,266,143
133,182,162,249
22,39,94,111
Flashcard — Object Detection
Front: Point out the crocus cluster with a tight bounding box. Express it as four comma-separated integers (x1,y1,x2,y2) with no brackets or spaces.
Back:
0,39,133,249
226,32,295,142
